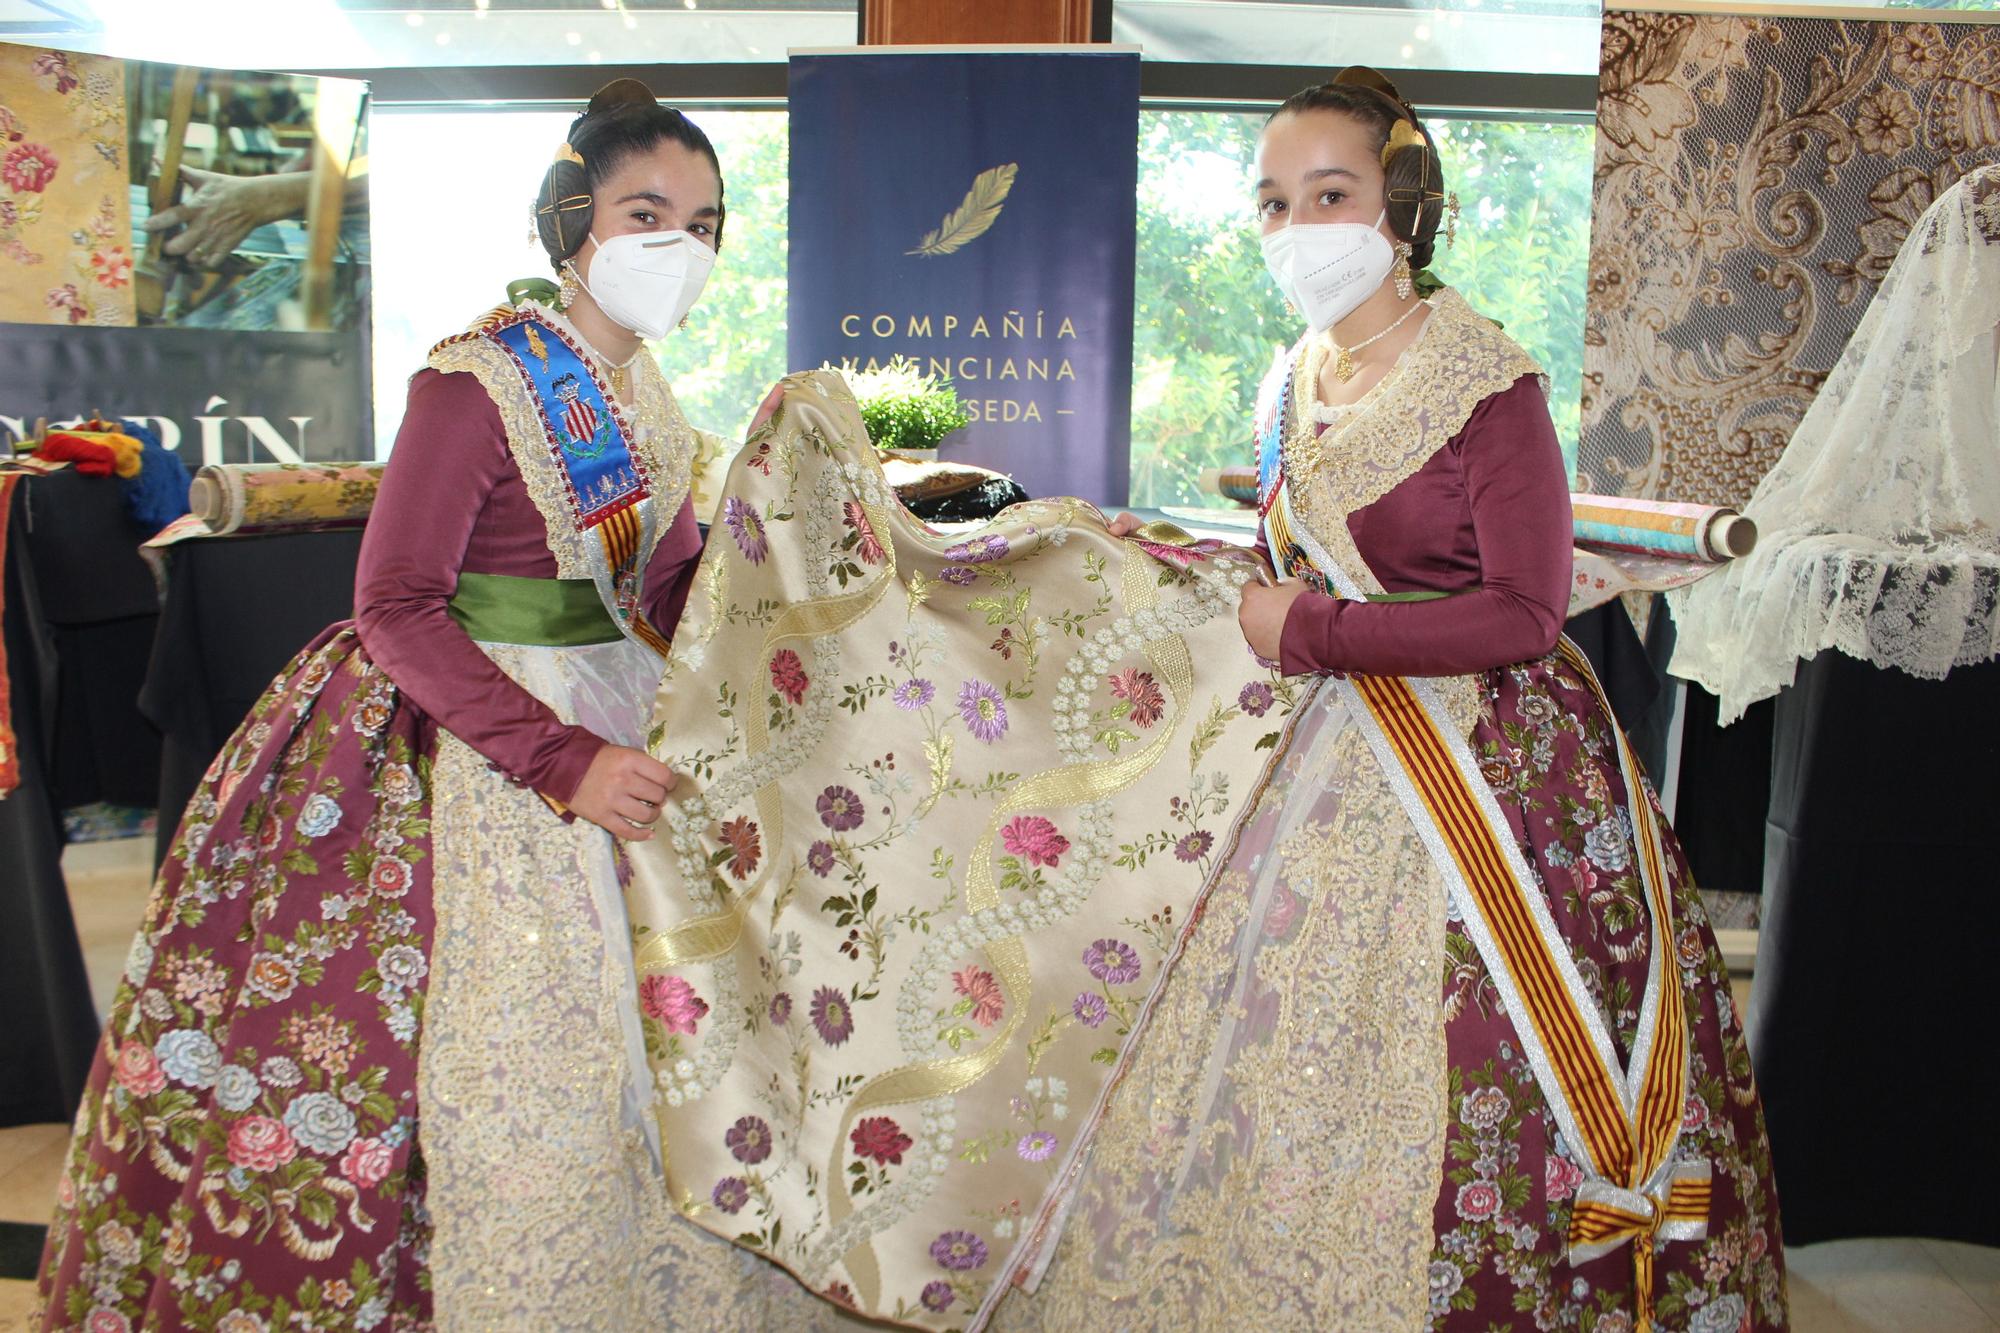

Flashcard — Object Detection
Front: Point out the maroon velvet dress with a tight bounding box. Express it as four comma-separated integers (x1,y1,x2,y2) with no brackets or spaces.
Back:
1262,373,1787,1330
35,367,701,1331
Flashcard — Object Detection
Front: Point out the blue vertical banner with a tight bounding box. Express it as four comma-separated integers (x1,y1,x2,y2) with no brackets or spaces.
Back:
787,48,1140,506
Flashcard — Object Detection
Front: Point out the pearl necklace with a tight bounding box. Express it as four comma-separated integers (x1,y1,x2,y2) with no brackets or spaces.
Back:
1329,300,1426,381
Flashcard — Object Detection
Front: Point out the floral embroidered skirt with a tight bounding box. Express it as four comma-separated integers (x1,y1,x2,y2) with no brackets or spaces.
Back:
33,624,750,1332
1431,651,1786,1331
987,648,1788,1332
36,626,438,1332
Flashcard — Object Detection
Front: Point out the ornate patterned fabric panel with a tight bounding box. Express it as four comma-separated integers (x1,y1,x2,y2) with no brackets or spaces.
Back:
622,371,1286,1329
0,46,133,327
1580,10,2000,507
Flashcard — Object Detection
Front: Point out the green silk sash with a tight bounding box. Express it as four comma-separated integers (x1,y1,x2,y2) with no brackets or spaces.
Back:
447,571,625,647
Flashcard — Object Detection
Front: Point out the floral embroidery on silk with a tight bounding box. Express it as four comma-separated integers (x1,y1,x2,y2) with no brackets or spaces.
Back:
619,371,1291,1329
0,46,133,327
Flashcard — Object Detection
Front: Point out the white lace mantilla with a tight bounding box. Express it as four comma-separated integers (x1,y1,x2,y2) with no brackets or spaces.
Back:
1669,165,2000,723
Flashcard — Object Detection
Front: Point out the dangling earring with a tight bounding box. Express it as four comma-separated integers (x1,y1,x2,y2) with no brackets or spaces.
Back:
1445,193,1462,249
557,262,581,311
678,313,690,332
1392,242,1414,302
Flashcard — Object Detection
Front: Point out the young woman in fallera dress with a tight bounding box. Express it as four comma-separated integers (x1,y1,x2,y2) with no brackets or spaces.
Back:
33,80,779,1331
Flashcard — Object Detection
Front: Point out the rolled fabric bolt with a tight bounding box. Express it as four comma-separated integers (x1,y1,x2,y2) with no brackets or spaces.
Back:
188,462,385,535
1570,494,1757,563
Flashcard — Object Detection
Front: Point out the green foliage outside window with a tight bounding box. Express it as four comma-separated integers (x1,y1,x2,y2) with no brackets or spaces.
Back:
1129,111,1595,508
657,112,792,444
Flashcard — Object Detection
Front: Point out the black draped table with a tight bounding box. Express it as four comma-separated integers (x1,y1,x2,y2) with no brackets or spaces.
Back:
142,530,364,869
1,470,158,1126
1748,650,2000,1246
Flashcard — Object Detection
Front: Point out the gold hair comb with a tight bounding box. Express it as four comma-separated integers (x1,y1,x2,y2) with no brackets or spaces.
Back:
554,142,585,168
1382,119,1426,168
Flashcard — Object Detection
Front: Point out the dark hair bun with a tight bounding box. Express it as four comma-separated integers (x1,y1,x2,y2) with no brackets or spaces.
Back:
586,78,659,118
532,82,728,273
1331,65,1409,109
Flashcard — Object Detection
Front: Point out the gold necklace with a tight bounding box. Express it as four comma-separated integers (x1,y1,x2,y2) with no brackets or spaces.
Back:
595,350,643,398
1329,300,1425,381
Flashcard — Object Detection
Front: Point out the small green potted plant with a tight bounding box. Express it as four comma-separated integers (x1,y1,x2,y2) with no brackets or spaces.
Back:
841,356,972,458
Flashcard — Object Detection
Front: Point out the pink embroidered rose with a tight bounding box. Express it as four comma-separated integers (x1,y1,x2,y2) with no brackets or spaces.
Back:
227,1115,298,1172
2,142,59,193
769,649,809,705
1682,1092,1711,1135
1544,1153,1584,1202
1454,1180,1501,1222
639,974,710,1036
340,1135,393,1188
85,1311,132,1333
850,1116,914,1166
999,815,1069,869
114,1042,166,1097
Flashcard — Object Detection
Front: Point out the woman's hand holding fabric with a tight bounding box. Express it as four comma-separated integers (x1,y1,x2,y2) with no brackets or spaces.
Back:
1239,579,1310,663
569,744,677,841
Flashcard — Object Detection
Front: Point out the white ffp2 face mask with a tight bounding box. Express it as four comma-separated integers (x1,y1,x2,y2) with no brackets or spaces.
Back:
580,229,716,340
1261,212,1396,334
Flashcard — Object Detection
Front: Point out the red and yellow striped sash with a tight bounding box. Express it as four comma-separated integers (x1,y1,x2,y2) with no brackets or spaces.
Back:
1265,479,1704,1331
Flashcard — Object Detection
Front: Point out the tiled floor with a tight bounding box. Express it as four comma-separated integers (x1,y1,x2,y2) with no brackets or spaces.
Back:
2,838,1994,1331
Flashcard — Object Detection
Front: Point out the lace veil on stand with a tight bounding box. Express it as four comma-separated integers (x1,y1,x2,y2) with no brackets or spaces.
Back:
1668,164,2000,724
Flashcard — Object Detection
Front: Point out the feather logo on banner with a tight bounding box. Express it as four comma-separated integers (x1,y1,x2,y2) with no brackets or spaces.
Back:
906,163,1019,256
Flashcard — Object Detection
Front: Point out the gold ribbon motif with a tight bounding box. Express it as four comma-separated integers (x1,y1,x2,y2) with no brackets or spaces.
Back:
618,371,1277,1329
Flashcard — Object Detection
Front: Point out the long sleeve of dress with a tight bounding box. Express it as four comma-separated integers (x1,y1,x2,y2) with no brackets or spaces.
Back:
640,497,705,645
354,369,607,802
1276,376,1572,678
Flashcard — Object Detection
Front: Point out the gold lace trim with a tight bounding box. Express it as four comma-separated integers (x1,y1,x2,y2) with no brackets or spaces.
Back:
1282,287,1545,566
992,718,1447,1332
1282,288,1542,734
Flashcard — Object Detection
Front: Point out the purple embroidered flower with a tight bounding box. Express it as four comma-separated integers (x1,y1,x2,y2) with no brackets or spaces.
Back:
1072,992,1108,1028
810,986,855,1046
930,1229,989,1271
723,497,768,564
724,1115,773,1165
957,679,1009,744
939,566,979,586
768,992,793,1025
892,678,936,711
807,841,836,877
711,1176,750,1214
817,785,865,832
1174,830,1214,863
1238,681,1275,717
920,1280,956,1313
1017,1130,1059,1162
1083,938,1141,985
944,534,1009,565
